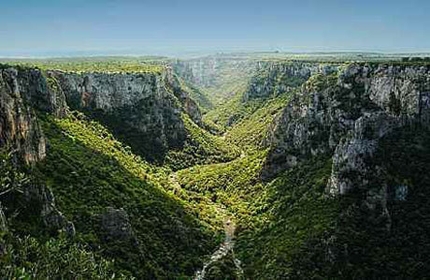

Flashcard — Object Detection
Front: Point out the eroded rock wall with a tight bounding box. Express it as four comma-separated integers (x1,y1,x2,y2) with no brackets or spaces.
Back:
0,67,50,164
262,63,430,196
48,68,201,162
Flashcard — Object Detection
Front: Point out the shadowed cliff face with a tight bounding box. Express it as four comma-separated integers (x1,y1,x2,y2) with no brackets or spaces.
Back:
48,68,202,162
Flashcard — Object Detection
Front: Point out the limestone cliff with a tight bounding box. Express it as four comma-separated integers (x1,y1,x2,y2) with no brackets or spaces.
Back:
0,63,205,227
328,64,430,196
0,65,74,235
262,63,430,197
0,64,202,164
48,67,202,162
243,61,338,101
1,67,49,164
250,63,430,276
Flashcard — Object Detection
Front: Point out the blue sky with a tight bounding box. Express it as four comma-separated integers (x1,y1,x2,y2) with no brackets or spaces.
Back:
1,0,429,56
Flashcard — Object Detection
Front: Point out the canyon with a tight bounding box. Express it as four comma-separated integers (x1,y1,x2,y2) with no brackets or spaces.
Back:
1,55,430,279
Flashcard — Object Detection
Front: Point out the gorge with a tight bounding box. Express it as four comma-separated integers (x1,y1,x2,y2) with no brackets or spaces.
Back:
1,54,430,279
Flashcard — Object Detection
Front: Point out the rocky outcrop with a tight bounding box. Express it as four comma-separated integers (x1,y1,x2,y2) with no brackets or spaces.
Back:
0,63,204,164
100,207,136,243
328,113,402,195
261,69,352,179
164,67,202,125
0,65,71,163
263,63,430,194
0,66,75,238
50,68,200,122
329,64,430,196
0,67,48,164
24,183,75,236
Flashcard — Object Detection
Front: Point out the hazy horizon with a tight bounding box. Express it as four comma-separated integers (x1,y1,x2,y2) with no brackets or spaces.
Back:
2,49,430,60
2,0,430,57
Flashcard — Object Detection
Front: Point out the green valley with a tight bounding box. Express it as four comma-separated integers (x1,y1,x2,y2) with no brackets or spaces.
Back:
1,53,430,279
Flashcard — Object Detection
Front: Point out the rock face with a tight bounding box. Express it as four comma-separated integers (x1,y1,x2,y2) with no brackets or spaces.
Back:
329,64,430,196
0,62,203,166
50,68,201,162
263,63,430,197
243,62,339,101
0,66,71,164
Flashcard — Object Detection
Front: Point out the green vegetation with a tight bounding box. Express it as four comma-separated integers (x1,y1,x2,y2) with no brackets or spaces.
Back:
0,234,125,279
272,125,430,279
32,113,218,279
176,151,267,218
170,61,347,279
0,150,28,199
1,57,165,73
401,56,430,64
204,90,245,128
236,157,338,279
204,252,242,280
178,78,214,113
4,56,429,279
174,140,339,280
0,149,125,279
166,113,240,170
225,96,289,150
203,86,289,150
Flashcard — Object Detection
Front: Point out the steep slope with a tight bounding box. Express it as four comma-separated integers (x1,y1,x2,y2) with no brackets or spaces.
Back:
0,63,229,279
47,67,237,169
35,114,217,278
0,66,65,164
245,62,430,278
263,63,430,186
204,61,338,129
0,65,126,278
